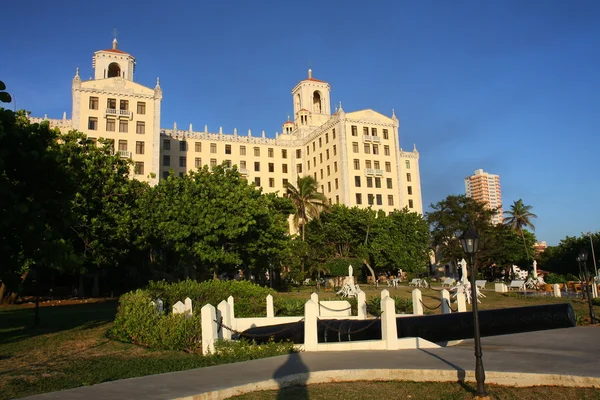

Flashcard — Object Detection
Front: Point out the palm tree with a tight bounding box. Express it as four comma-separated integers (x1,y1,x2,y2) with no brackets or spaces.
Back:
504,199,538,264
285,176,329,241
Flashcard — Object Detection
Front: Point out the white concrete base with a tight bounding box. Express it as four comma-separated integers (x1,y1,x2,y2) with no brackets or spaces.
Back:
177,369,600,400
494,283,508,293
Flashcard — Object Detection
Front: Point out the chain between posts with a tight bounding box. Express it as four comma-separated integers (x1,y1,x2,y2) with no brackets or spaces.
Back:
317,313,382,342
214,317,305,338
319,303,353,312
419,299,442,311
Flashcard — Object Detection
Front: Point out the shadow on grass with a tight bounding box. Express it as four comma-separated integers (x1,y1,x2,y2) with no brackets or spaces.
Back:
419,348,476,395
0,300,118,345
273,352,309,400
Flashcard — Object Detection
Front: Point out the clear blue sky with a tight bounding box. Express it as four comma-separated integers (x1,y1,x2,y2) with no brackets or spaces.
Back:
2,1,599,246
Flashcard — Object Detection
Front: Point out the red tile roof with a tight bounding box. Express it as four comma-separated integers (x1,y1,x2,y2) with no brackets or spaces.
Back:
101,48,128,54
305,77,326,83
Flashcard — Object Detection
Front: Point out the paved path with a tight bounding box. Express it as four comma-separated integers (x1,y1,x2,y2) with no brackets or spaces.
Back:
22,327,600,400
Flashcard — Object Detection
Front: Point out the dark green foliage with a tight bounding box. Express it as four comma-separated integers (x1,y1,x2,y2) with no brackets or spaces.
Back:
538,232,599,276
544,273,566,284
324,257,363,276
274,298,305,316
366,296,412,315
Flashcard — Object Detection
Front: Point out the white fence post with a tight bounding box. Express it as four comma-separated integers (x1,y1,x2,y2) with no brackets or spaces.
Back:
173,301,185,315
304,299,318,351
553,284,561,298
380,289,390,301
441,289,451,314
357,290,367,319
227,295,236,330
217,300,232,340
311,292,319,316
412,289,423,315
456,292,467,312
184,297,193,318
592,282,598,299
266,294,274,318
381,295,398,350
201,304,218,355
156,298,164,313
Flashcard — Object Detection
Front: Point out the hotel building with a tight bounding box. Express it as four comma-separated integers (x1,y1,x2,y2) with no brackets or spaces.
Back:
464,169,502,224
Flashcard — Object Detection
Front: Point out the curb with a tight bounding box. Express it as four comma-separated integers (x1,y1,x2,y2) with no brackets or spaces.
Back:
174,369,600,400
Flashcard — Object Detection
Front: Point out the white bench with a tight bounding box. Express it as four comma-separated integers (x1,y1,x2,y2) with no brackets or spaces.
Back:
475,280,487,290
508,280,525,291
441,278,455,288
408,279,420,287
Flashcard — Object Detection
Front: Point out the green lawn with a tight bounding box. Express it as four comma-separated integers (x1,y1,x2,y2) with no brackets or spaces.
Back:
1,286,598,399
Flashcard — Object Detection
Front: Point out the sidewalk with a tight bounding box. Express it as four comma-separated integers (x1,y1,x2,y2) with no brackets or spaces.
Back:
21,327,600,400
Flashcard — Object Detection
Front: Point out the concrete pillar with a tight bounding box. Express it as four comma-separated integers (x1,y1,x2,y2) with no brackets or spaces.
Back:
304,299,318,351
311,292,319,315
357,290,367,319
456,292,467,312
381,296,398,350
201,304,218,355
412,289,423,315
553,284,561,298
380,289,390,301
441,289,451,314
266,294,274,318
227,295,236,331
217,300,232,340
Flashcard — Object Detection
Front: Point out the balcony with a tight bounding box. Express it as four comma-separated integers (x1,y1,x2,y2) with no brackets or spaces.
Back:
105,108,133,120
365,168,384,176
362,135,381,143
362,136,372,142
117,150,132,158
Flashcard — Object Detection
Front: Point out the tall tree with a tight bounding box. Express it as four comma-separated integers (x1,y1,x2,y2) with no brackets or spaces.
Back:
504,199,537,264
285,176,328,241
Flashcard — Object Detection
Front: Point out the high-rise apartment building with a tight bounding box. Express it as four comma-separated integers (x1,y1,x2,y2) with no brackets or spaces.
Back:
464,169,502,224
29,39,423,215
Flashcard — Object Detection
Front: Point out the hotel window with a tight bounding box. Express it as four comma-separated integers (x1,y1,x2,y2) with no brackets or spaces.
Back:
336,195,339,204
269,178,275,188
405,160,411,169
314,172,317,179
254,147,260,156
107,98,116,109
373,144,379,155
225,144,231,154
333,145,337,156
325,133,329,143
254,177,261,186
137,102,146,114
89,96,98,110
388,195,394,206
375,178,381,188
332,129,336,139
135,141,144,154
356,193,362,205
136,121,145,134
240,160,246,170
89,137,97,144
376,194,382,205
240,146,246,155
334,161,338,172
134,162,144,175
368,194,374,205
385,162,391,172
407,186,413,195
363,127,369,136
312,142,316,151
374,161,380,170
163,139,171,150
119,120,128,133
353,142,359,153
319,154,323,163
406,173,412,182
355,176,361,187
354,159,360,170
88,117,98,130
327,166,330,176
283,178,288,186
318,138,322,148
367,177,373,188
179,156,186,167
383,129,389,139
320,169,323,179
297,164,302,173
335,178,339,189
119,100,128,110
254,162,260,172
306,146,310,155
364,143,370,154
106,119,115,132
162,171,169,180
386,178,393,189
268,163,274,173
118,140,127,151
365,160,372,169
211,143,217,153
384,145,390,156
296,149,301,158
327,182,331,192
282,149,288,159
163,155,170,166
195,157,202,168
371,128,377,136
282,164,288,173
409,199,414,208
225,160,232,168
210,159,217,167
180,141,187,152
351,126,358,136
326,149,330,160
321,185,324,193
313,156,316,166
308,160,311,169
268,148,274,158
195,142,201,152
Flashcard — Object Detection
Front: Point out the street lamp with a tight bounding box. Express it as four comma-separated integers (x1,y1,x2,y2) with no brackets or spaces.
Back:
578,250,597,323
460,229,487,398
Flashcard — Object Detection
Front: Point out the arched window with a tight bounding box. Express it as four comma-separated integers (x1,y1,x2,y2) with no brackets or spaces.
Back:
295,93,301,110
107,62,121,78
313,91,322,113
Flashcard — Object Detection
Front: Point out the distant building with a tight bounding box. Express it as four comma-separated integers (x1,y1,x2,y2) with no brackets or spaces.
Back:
534,241,548,257
464,169,502,225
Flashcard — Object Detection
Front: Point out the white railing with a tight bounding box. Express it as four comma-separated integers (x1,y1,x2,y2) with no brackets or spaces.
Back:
363,136,372,142
105,108,133,119
371,136,381,143
117,150,132,158
365,168,384,176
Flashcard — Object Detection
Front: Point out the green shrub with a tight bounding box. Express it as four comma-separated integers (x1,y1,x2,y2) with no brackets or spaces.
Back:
274,298,305,316
544,273,566,284
367,296,413,315
324,257,363,277
592,298,600,306
212,338,295,359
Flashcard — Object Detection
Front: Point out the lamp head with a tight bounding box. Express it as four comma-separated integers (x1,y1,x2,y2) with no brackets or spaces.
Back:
459,229,479,255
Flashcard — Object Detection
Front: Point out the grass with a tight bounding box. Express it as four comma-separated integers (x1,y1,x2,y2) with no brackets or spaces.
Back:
229,381,600,400
1,284,598,399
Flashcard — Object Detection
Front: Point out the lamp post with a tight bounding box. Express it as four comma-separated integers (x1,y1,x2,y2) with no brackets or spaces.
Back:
460,229,487,398
579,250,597,323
